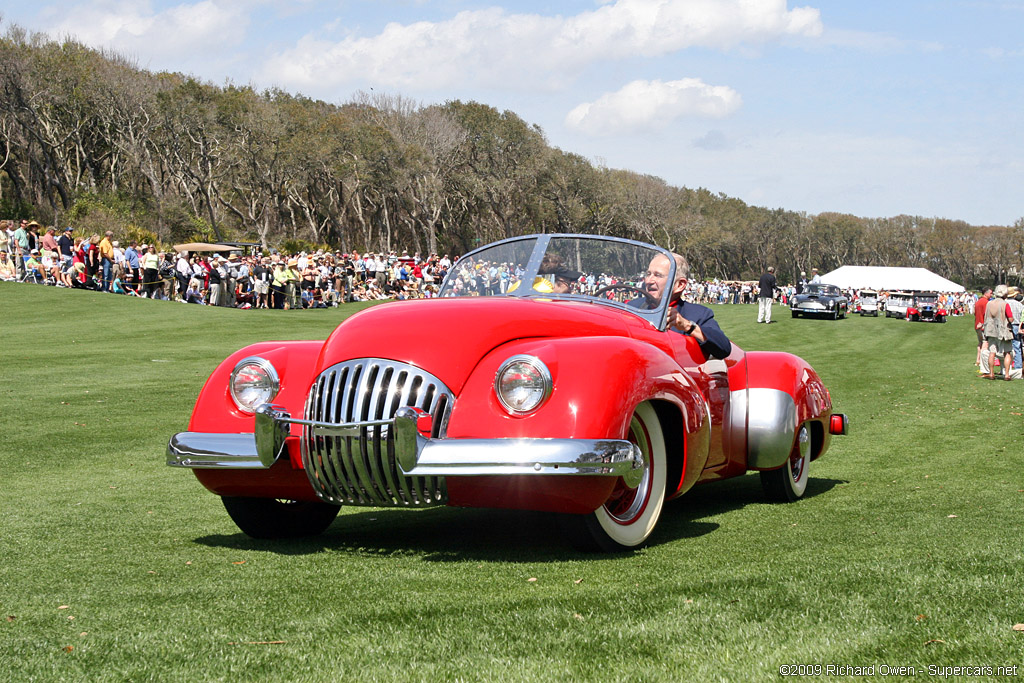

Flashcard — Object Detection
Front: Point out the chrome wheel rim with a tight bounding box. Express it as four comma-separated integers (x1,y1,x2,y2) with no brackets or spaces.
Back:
789,425,810,496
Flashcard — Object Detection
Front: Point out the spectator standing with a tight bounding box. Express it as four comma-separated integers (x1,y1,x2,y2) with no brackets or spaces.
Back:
27,222,40,252
270,263,288,309
208,256,225,306
283,259,301,309
810,268,821,284
225,254,241,306
983,285,1013,380
57,227,74,270
354,253,365,282
375,254,387,289
99,231,114,291
13,220,28,277
175,251,192,299
1008,287,1024,372
975,287,992,370
124,241,141,292
757,266,778,324
112,241,125,283
83,235,100,279
253,257,271,308
141,245,159,297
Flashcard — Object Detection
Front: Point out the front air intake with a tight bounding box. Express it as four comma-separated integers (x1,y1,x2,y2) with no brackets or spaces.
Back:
301,359,454,506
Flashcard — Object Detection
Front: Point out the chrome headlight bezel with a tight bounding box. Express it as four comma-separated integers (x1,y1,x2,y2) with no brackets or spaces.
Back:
229,356,280,414
494,355,552,415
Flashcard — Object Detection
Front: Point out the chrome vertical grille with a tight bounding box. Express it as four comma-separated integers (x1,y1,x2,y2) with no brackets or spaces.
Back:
301,359,454,506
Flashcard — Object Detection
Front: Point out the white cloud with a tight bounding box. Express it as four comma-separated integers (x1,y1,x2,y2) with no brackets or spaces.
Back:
565,78,741,136
49,0,250,59
261,0,822,93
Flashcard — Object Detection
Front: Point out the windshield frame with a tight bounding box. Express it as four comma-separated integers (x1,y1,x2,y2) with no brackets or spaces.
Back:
438,234,676,330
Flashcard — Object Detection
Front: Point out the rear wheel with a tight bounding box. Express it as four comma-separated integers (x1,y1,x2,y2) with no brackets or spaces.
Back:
760,424,811,502
222,496,340,539
559,402,667,552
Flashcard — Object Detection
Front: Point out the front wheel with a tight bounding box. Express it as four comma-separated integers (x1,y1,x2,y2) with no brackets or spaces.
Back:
222,496,340,539
760,424,811,502
559,402,667,552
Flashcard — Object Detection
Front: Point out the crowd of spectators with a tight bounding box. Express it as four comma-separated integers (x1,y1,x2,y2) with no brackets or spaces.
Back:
1,219,454,308
0,218,1005,361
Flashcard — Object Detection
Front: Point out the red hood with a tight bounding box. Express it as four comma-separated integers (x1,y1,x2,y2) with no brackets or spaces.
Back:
317,297,633,394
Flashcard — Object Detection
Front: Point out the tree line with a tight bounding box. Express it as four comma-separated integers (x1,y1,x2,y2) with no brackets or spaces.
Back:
1,25,1020,287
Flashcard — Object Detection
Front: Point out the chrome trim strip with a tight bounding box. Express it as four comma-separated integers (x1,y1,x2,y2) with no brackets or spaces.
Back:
393,407,644,487
726,387,747,461
746,388,798,470
167,432,265,469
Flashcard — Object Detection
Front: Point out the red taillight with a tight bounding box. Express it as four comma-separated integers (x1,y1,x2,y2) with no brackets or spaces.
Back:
829,413,848,435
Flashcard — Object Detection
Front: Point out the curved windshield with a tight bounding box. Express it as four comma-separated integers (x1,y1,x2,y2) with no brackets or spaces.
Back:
438,234,674,328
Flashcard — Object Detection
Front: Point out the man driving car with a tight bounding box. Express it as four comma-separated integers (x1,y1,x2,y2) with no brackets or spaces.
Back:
643,253,731,360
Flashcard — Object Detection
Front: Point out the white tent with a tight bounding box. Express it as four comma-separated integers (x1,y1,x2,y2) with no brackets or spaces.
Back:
820,266,965,293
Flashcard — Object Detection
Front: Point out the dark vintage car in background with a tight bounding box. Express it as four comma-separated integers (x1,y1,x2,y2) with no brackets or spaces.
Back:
790,283,850,320
168,234,847,551
906,291,947,322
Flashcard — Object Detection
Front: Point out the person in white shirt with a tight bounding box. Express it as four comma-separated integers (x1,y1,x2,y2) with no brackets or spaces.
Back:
810,268,822,284
175,251,192,299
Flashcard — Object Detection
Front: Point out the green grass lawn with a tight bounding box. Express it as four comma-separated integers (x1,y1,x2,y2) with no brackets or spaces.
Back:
2,284,1022,681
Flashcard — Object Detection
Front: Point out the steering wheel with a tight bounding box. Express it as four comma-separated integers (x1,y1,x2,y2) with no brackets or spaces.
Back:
592,283,649,301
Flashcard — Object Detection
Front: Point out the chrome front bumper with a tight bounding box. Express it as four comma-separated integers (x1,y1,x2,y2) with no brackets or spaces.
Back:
167,404,644,488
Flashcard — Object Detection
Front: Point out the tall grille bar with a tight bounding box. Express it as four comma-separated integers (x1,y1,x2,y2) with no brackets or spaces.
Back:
301,359,454,506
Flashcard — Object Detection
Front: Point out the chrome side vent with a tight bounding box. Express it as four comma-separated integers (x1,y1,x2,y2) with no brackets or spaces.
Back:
301,359,454,506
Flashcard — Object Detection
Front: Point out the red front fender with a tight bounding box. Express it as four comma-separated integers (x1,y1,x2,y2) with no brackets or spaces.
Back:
442,337,711,512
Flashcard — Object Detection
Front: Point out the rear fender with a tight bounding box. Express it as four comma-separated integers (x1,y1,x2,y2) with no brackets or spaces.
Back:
741,352,834,470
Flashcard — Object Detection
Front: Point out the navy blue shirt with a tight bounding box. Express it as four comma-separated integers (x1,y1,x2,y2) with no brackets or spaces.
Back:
630,297,732,360
672,300,732,360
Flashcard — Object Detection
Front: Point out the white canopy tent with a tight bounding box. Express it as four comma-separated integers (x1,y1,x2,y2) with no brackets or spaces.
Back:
820,266,965,293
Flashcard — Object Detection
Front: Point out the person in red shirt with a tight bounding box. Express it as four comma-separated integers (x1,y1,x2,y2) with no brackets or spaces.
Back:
975,287,992,369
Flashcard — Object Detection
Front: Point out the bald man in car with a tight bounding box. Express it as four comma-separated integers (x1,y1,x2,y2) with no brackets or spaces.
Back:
642,252,732,360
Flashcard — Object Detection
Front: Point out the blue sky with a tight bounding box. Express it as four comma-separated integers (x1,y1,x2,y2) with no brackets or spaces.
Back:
4,0,1022,225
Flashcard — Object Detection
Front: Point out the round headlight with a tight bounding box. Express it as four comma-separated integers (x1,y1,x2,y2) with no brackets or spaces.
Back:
229,356,280,414
494,355,552,415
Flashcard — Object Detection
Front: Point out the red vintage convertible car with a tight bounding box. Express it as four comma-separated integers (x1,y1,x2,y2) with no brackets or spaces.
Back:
168,235,847,551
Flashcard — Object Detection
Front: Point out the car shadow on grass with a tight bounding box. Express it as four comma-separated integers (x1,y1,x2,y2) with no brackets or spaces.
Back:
193,474,845,562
